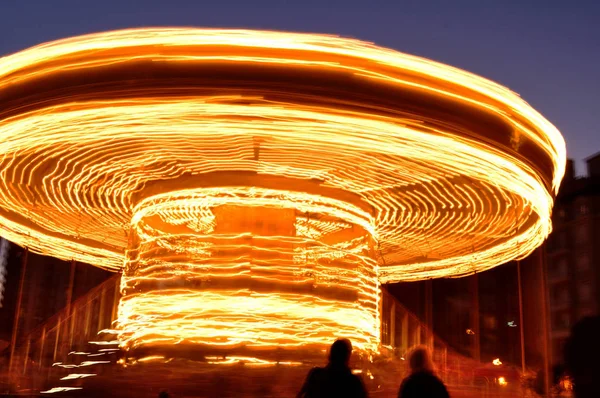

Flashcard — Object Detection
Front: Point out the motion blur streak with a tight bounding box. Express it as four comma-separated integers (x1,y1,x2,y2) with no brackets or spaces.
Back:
0,28,565,357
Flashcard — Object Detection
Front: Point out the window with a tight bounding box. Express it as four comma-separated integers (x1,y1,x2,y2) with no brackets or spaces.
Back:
577,254,590,272
575,224,588,246
550,258,568,279
579,307,595,319
551,285,569,305
558,232,567,249
554,338,567,360
484,315,497,330
552,311,570,330
579,284,593,303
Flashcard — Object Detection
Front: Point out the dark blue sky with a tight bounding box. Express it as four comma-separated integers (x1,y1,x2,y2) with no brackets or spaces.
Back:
2,0,598,174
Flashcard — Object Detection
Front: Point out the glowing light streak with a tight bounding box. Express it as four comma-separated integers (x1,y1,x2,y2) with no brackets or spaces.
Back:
137,355,165,363
0,28,565,358
205,356,302,366
53,361,111,368
41,387,83,394
59,373,96,380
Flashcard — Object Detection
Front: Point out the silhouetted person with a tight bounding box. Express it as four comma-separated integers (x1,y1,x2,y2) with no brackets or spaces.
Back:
297,338,368,398
398,346,449,398
565,316,600,398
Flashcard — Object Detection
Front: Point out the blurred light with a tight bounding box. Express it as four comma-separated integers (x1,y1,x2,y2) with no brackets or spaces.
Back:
508,321,517,327
0,28,565,358
498,376,507,386
466,329,475,335
59,374,96,381
40,387,83,394
493,358,502,366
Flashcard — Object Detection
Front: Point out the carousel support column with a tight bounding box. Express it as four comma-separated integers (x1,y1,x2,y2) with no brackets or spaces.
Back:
53,316,62,363
401,312,408,354
9,247,28,375
390,300,396,348
83,302,92,340
65,260,76,316
539,248,552,396
471,272,481,362
22,338,30,375
110,276,120,323
425,279,434,352
98,286,107,331
38,326,46,370
68,308,76,351
517,260,526,374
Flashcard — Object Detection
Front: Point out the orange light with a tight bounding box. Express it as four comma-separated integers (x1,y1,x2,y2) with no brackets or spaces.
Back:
498,376,507,386
0,28,565,358
493,358,502,366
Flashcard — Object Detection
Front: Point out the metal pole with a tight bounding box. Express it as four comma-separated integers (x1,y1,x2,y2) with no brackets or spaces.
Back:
22,338,30,375
517,260,526,374
539,248,552,396
53,317,62,363
98,286,107,331
425,279,434,351
9,247,28,374
38,326,46,370
68,307,76,352
83,301,92,339
471,272,481,362
111,275,120,323
401,312,408,353
65,259,76,316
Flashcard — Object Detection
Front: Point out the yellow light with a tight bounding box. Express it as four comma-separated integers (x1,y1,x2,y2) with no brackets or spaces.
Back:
493,358,502,366
498,376,507,386
40,387,83,394
0,28,565,358
59,374,96,381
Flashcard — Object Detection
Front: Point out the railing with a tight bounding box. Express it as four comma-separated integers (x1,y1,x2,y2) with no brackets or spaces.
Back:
1,274,121,394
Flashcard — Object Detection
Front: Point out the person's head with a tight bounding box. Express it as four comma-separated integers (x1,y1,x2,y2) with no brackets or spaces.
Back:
407,346,434,374
329,338,352,367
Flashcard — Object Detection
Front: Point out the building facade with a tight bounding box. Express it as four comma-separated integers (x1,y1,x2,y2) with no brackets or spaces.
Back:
546,153,600,364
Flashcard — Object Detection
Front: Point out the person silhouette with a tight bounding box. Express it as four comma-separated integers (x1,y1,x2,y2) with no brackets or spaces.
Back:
397,346,449,398
297,338,368,398
564,316,600,398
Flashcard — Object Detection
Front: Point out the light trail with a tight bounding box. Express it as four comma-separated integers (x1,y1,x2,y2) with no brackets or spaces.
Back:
0,28,565,358
41,387,83,394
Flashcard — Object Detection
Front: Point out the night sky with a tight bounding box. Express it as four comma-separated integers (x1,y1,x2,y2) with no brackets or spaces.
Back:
1,0,598,174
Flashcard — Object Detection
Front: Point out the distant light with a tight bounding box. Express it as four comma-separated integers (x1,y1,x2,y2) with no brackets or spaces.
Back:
498,376,507,386
466,329,475,335
493,358,502,366
508,321,517,327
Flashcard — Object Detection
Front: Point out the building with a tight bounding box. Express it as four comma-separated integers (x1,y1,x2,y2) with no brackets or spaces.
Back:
546,153,600,364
